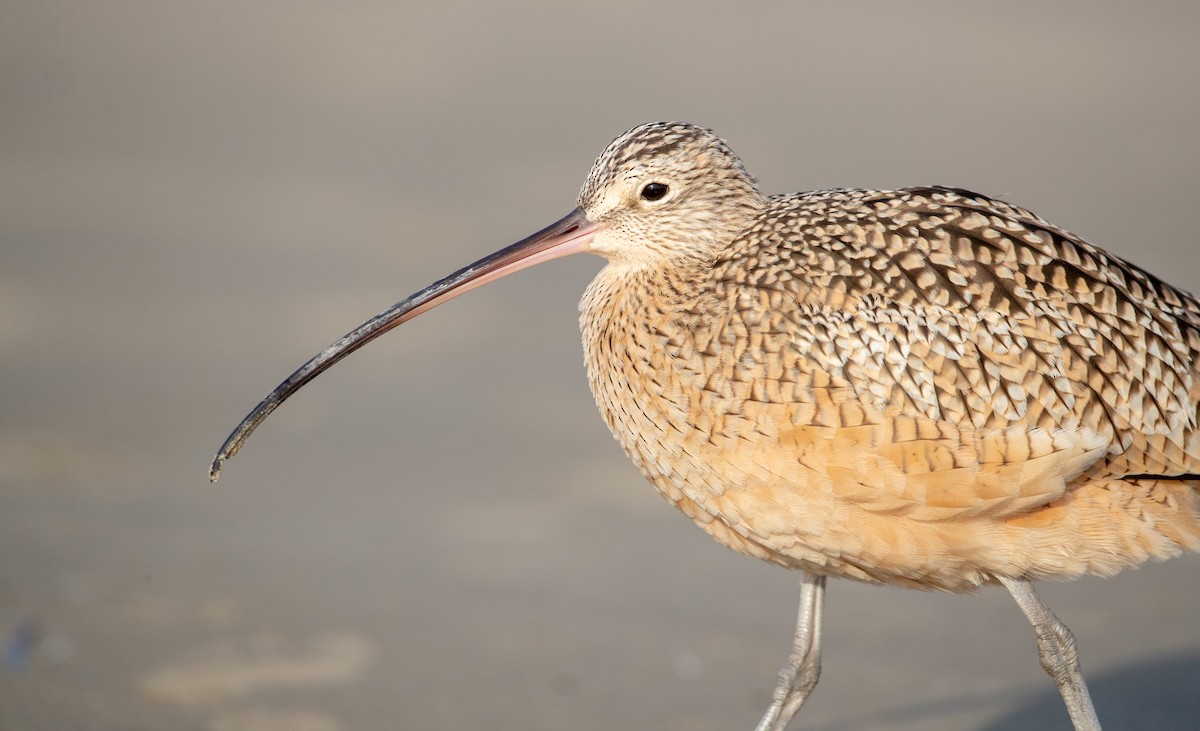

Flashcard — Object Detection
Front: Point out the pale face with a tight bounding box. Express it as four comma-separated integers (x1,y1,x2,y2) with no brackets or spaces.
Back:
579,122,766,266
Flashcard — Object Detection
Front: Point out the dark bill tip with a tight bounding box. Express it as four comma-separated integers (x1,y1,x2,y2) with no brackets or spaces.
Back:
208,208,598,482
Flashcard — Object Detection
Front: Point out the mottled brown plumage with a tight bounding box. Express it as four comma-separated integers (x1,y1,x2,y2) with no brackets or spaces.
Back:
212,122,1200,731
578,125,1200,598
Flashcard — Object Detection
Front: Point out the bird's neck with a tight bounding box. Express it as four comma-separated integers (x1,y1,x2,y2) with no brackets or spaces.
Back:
578,259,718,469
578,258,715,378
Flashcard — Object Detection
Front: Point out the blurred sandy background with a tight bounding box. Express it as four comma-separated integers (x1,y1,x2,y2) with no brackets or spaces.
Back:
2,2,1199,729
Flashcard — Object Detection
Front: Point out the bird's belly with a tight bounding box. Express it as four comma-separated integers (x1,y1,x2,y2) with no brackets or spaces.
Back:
582,353,993,588
592,374,1200,592
625,424,999,591
614,401,1200,592
592,384,993,589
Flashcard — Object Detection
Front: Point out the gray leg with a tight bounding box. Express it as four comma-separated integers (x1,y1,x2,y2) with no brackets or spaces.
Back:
998,576,1102,731
754,572,826,731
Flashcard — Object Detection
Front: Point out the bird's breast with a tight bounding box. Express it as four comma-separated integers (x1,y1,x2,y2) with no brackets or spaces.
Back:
577,264,832,569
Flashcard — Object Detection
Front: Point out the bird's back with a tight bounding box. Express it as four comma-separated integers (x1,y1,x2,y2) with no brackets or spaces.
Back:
581,185,1200,591
713,186,1200,471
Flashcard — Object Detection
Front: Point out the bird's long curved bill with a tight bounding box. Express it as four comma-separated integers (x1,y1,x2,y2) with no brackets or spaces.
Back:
209,207,600,482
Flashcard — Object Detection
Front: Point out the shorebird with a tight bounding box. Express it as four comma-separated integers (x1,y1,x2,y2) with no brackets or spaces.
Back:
211,122,1200,730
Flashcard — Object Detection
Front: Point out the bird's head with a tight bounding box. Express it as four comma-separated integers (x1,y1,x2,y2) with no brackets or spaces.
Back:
580,122,766,265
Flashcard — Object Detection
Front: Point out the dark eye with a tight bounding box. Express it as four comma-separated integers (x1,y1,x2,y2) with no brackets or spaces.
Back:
640,182,669,201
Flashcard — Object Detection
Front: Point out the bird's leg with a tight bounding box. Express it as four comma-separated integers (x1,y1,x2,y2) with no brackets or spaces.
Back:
998,576,1102,731
754,572,826,731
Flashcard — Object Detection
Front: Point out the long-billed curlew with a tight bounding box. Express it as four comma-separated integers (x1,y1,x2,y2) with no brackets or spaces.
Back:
211,122,1200,730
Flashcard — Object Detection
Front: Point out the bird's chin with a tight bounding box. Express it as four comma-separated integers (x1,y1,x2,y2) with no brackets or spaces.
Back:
584,230,633,261
585,231,697,268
